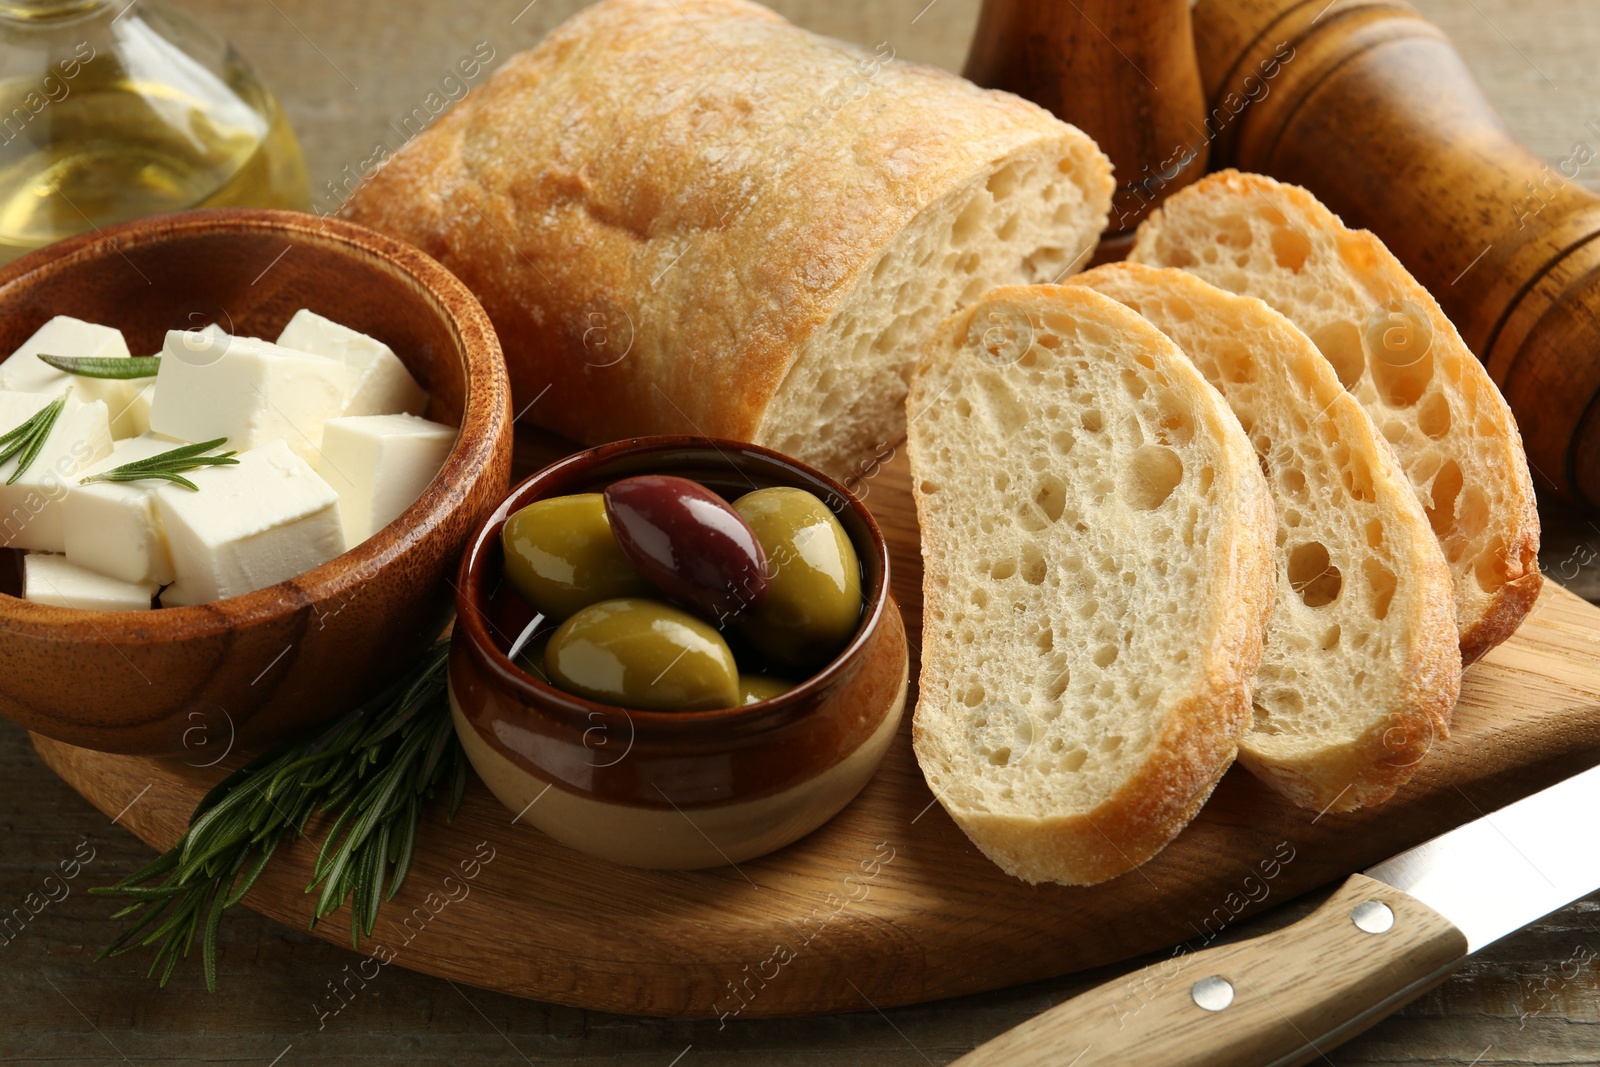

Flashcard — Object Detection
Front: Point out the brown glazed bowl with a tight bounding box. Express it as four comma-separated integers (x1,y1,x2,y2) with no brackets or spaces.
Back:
450,437,909,869
0,209,513,754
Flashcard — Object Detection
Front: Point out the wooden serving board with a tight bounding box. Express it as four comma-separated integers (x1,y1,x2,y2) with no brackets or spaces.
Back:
31,448,1600,1019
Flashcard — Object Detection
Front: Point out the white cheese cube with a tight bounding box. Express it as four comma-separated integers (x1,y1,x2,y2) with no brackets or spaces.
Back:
0,391,113,552
150,329,350,463
23,553,156,611
117,375,156,440
278,310,428,417
0,316,155,439
62,433,183,584
315,414,455,546
155,438,345,604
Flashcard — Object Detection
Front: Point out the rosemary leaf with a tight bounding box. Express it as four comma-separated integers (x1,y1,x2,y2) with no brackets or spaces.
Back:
38,353,162,379
80,437,239,492
197,851,244,991
114,848,182,888
91,639,464,991
0,416,32,450
310,804,363,887
0,395,66,486
140,894,201,950
156,932,185,985
97,884,191,901
420,711,454,783
91,471,203,491
100,900,172,956
225,837,278,909
388,797,419,900
106,438,236,470
368,820,391,925
356,833,383,937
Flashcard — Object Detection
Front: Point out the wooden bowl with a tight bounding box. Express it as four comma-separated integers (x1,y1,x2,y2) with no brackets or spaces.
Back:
449,436,910,868
0,209,513,755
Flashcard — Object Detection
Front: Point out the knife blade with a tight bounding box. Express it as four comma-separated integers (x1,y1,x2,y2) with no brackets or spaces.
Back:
1366,761,1600,951
951,761,1600,1067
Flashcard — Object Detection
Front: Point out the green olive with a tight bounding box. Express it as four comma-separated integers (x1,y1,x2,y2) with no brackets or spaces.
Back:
732,487,863,669
501,493,652,620
545,598,740,711
739,674,794,705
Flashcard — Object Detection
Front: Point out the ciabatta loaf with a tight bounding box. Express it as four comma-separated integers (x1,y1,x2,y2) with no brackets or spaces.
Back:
908,285,1275,886
1074,264,1461,811
344,0,1113,479
1131,171,1540,663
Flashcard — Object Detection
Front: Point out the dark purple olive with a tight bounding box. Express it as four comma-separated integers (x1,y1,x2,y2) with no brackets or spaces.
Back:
602,475,769,623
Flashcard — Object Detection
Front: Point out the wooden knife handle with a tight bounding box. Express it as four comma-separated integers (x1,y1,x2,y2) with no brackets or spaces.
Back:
1192,0,1600,507
964,0,1208,236
951,875,1467,1067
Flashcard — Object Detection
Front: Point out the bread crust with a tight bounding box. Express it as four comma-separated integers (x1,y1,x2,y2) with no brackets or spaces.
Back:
1459,533,1544,665
908,286,1276,885
1074,263,1463,812
1132,170,1542,663
343,0,1110,474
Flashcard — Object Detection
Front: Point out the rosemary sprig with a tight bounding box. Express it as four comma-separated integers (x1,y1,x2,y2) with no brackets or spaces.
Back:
0,394,66,485
80,437,240,492
91,642,466,991
39,353,161,379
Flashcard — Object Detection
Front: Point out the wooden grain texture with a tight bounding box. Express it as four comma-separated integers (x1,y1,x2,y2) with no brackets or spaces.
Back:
4,0,1600,1062
953,874,1470,1067
963,0,1207,233
1193,0,1600,508
27,446,1600,1019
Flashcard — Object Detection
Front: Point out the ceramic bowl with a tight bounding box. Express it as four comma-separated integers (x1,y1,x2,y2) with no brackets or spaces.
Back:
0,209,513,754
449,437,909,869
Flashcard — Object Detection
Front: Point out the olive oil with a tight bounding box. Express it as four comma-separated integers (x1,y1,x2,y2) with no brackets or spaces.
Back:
0,77,307,262
0,1,308,263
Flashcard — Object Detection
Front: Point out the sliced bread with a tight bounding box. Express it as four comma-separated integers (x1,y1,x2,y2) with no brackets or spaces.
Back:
907,285,1276,886
1131,170,1541,664
1073,264,1462,811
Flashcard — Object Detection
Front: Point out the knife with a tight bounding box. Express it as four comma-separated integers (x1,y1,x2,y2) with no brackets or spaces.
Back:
952,762,1600,1066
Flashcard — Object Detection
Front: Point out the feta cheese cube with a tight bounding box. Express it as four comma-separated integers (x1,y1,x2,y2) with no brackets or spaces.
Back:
0,316,155,439
0,391,114,552
118,373,156,440
23,553,156,611
315,414,455,545
278,310,428,417
62,433,183,584
150,329,350,463
155,438,345,604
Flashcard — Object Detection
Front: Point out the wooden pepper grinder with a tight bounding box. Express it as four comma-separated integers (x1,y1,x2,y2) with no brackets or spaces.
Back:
1192,0,1600,507
964,0,1210,244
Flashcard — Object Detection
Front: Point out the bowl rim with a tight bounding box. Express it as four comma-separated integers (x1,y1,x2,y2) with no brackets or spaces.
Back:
0,207,510,637
454,435,891,736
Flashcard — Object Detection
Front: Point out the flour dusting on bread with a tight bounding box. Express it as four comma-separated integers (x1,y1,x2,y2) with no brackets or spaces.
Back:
344,0,1112,479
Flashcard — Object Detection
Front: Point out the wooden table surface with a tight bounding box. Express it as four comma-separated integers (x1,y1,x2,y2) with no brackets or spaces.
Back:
5,0,1600,1063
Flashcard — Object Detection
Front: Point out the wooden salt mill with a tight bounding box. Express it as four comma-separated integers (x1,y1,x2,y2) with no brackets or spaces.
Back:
1189,0,1600,508
964,0,1210,242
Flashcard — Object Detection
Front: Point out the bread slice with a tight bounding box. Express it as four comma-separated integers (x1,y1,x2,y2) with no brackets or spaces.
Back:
1131,170,1541,664
343,0,1114,481
907,285,1275,885
1073,264,1462,811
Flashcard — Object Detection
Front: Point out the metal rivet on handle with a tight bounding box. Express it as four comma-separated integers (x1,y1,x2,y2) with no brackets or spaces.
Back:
1352,900,1395,934
1191,975,1235,1012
